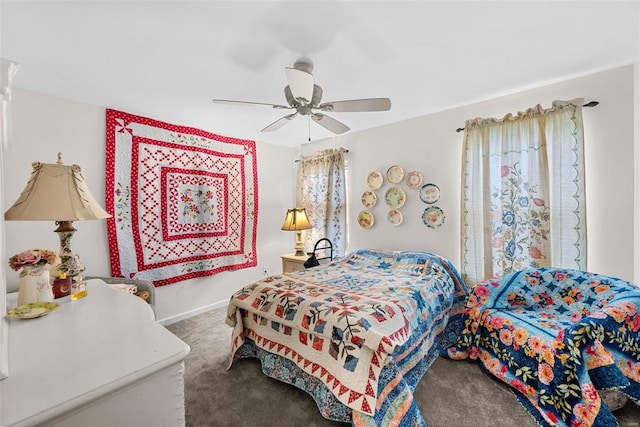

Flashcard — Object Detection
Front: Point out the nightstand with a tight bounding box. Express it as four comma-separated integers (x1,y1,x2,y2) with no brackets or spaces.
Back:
281,253,308,273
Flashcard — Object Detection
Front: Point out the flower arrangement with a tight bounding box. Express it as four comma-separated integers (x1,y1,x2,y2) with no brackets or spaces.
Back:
8,249,59,271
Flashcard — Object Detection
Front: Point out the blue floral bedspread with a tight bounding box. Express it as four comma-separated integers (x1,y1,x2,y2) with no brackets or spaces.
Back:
226,249,468,426
448,268,640,426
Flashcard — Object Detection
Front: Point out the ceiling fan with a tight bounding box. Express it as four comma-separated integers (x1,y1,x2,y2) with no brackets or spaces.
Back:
212,58,391,135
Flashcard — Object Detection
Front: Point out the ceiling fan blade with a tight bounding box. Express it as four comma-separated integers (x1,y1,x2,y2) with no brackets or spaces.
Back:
285,67,314,102
212,99,291,109
318,98,391,112
311,113,350,134
261,113,298,132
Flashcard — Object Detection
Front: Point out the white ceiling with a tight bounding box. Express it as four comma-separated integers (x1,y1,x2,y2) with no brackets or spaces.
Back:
1,1,639,147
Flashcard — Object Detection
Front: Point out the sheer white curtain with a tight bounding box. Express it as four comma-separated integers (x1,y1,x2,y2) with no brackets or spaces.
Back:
461,99,586,285
296,148,347,257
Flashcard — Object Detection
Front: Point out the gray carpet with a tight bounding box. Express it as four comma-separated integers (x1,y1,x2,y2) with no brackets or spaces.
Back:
167,306,640,427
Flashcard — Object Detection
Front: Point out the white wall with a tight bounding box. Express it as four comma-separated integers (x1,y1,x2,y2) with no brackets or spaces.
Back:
303,65,636,283
3,88,297,322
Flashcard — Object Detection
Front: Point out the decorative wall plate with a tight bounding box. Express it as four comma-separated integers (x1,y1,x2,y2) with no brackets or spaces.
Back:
357,211,375,229
8,302,59,319
386,165,405,184
387,209,403,226
367,170,383,190
405,171,423,189
419,183,440,204
361,190,377,208
385,187,406,208
422,206,445,228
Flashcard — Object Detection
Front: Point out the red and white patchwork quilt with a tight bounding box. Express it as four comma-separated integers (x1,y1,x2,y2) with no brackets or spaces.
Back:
105,109,258,286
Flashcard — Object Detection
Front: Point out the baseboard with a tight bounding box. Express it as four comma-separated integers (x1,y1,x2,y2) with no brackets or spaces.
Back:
158,300,227,326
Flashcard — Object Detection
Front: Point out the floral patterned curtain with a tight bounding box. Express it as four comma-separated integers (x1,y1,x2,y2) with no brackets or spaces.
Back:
296,148,347,257
461,99,586,285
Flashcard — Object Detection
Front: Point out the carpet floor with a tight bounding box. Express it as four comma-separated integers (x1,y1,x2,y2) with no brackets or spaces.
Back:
166,306,640,427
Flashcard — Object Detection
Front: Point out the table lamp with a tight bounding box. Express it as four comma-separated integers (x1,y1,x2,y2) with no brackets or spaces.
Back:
281,208,312,256
4,152,111,278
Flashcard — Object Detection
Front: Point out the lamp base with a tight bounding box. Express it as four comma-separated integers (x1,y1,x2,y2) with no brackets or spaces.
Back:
294,230,306,256
51,220,86,278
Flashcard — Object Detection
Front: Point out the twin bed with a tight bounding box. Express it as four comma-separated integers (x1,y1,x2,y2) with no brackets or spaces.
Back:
225,249,468,426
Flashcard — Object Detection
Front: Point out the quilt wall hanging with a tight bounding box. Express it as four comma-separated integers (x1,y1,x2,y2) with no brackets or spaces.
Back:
105,109,258,286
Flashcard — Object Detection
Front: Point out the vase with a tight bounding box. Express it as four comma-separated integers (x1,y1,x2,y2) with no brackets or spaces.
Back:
17,265,54,306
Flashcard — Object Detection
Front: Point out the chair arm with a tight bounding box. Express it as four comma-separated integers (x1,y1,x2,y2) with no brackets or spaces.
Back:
86,276,156,318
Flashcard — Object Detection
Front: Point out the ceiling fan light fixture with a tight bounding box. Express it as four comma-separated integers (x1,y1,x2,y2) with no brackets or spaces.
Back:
285,67,314,102
311,85,323,107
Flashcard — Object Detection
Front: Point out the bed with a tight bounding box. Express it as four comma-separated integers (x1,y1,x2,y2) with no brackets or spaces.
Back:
225,248,468,426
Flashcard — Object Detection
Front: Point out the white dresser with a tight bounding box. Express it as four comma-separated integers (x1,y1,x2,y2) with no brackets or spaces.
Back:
1,279,190,427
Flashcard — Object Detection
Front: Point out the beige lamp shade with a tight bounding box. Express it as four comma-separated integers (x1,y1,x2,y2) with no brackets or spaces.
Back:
281,208,312,256
281,208,312,231
4,153,111,278
5,158,111,221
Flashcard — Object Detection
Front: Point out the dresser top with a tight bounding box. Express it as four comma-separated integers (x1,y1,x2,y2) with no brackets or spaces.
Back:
1,280,190,427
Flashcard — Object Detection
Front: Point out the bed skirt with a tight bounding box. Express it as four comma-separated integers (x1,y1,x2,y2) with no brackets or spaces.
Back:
234,333,441,427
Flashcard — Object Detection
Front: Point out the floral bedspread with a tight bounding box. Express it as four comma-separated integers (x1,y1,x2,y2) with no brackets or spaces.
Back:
448,268,640,426
226,249,467,424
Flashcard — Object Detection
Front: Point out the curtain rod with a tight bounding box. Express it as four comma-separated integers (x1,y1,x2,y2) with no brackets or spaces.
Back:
294,149,350,162
455,101,599,133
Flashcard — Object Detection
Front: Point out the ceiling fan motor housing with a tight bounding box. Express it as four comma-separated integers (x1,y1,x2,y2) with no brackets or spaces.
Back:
293,58,313,74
